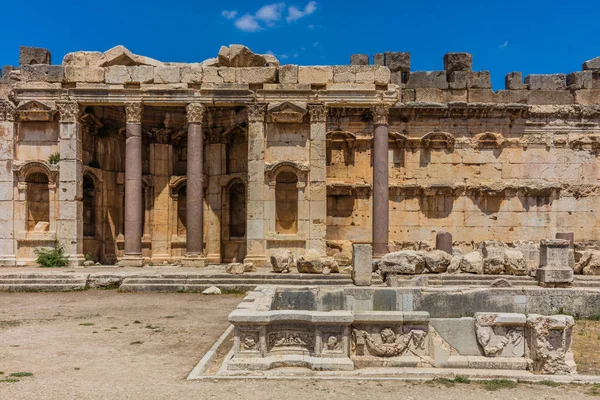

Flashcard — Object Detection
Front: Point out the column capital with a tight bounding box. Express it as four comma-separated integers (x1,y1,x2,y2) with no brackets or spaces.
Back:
57,101,80,123
372,104,390,125
247,102,268,123
186,102,206,124
124,102,143,124
308,103,327,123
0,100,15,122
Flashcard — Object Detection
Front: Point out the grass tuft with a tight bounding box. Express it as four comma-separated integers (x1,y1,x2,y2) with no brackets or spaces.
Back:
130,341,144,345
9,372,33,377
480,379,518,391
537,380,560,387
454,375,470,384
79,323,94,326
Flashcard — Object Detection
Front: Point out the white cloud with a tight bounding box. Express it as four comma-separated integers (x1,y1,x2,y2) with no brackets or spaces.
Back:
499,40,508,49
287,1,317,22
235,14,261,32
221,10,238,20
255,3,285,25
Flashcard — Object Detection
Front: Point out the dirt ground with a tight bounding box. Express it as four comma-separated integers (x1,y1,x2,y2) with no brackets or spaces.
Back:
0,290,599,400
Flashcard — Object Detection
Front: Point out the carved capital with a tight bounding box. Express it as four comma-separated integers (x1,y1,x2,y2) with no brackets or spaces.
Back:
57,101,80,123
247,102,268,123
186,102,206,124
308,103,327,123
0,100,16,122
372,104,390,125
124,102,143,124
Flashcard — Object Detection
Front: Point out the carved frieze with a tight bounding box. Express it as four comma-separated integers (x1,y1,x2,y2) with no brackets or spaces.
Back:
353,327,427,357
124,102,143,124
186,102,206,124
267,329,314,351
421,131,455,149
57,101,80,123
247,102,268,123
474,132,504,148
239,331,260,352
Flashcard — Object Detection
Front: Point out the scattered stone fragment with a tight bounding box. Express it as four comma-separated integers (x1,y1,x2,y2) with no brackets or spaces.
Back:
424,250,452,273
225,263,245,275
460,251,483,274
350,54,369,65
490,278,512,287
20,46,51,65
270,249,294,273
583,56,600,71
483,256,505,274
504,249,528,275
379,250,426,274
202,286,221,295
296,250,323,274
83,260,95,267
443,52,472,73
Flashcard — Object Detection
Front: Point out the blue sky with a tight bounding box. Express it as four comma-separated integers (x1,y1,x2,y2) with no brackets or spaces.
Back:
2,0,598,90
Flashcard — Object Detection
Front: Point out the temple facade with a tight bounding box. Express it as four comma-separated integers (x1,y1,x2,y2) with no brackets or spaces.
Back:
1,45,599,267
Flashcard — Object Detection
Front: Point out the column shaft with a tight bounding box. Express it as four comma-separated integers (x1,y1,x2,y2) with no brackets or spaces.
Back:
308,103,327,256
0,101,16,266
372,106,390,257
186,123,204,254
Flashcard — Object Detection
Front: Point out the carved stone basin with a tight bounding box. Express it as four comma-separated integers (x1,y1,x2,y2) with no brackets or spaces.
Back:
227,286,580,375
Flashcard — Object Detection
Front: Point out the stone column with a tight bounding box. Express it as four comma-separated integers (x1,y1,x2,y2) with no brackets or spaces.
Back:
56,100,85,266
244,103,268,267
308,103,327,256
120,102,144,267
0,101,16,266
372,105,390,258
183,102,206,267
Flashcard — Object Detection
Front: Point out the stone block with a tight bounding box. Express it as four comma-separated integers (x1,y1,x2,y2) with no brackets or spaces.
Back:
505,72,527,90
64,66,105,83
298,66,333,84
444,52,472,72
102,45,137,67
20,46,51,65
62,51,106,68
279,65,298,84
373,53,385,66
448,71,467,89
333,66,355,83
21,65,64,83
373,66,391,85
350,54,369,65
380,250,425,274
537,239,573,286
574,89,600,105
383,52,411,72
405,71,448,89
352,244,372,286
105,65,131,84
567,71,593,89
129,66,154,83
154,66,181,83
180,65,203,83
466,71,492,89
414,88,446,102
583,56,600,71
527,90,573,105
524,74,567,90
236,67,277,84
436,231,452,254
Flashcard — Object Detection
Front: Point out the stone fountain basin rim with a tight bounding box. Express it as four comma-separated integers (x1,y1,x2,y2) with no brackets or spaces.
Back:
228,310,433,325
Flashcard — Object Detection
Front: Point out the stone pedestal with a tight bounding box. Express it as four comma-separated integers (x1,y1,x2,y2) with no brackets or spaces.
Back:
556,232,575,270
0,101,16,266
244,103,268,267
435,231,453,254
185,103,206,267
372,105,389,258
120,102,144,267
308,103,327,256
352,243,372,286
57,101,85,266
537,239,573,287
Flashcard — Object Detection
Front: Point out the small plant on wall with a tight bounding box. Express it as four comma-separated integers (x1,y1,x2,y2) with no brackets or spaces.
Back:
48,153,60,165
34,241,69,268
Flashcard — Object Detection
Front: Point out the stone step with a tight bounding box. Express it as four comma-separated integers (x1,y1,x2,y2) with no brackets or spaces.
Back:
0,283,87,292
0,279,88,285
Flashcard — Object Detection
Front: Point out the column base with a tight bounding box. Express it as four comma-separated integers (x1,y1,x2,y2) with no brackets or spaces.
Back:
119,255,145,267
536,267,574,287
68,254,86,267
0,255,17,267
243,255,269,268
206,253,221,265
182,254,206,268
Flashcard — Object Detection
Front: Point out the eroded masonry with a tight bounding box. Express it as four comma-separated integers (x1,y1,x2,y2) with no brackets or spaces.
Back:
1,45,600,268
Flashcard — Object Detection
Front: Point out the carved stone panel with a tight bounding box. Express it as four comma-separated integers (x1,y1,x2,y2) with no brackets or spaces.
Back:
526,314,577,375
267,325,315,352
352,325,427,357
474,313,525,357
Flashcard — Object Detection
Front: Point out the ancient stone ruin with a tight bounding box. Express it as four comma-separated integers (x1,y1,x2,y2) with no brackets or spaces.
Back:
2,44,600,273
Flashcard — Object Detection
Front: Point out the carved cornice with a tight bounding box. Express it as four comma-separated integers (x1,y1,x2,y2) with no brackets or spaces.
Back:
0,100,16,122
247,102,268,123
372,104,390,125
308,103,327,123
57,101,80,123
13,161,59,185
124,102,143,124
186,102,206,124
